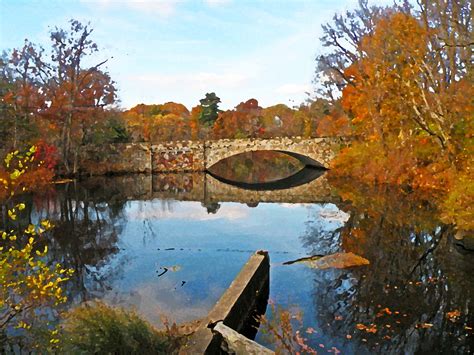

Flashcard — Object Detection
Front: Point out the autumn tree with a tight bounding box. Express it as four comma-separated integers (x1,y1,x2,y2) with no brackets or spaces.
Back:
213,99,264,139
1,20,117,173
149,113,190,142
341,9,472,160
0,43,46,149
123,102,192,142
261,104,305,138
317,0,472,153
320,1,473,230
190,105,203,140
160,102,190,118
44,20,116,173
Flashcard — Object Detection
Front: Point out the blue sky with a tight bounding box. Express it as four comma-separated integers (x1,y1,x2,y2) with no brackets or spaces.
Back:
0,0,391,109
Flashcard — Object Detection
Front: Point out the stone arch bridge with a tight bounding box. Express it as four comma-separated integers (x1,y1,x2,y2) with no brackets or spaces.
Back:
79,136,346,175
151,136,345,173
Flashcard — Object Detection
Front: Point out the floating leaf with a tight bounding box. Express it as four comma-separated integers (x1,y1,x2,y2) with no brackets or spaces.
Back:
169,265,182,272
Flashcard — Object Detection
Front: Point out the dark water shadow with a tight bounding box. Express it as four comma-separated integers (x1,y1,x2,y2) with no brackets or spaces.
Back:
207,165,327,191
275,150,325,168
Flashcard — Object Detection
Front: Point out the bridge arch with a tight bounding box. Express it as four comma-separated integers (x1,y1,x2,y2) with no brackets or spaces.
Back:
204,137,337,170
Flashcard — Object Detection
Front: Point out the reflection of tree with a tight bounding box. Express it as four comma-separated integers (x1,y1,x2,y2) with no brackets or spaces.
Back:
33,178,131,304
301,210,346,256
201,202,221,214
301,180,474,353
208,151,304,184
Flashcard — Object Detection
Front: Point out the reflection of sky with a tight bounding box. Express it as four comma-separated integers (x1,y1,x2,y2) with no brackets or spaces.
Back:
126,200,249,221
93,200,348,333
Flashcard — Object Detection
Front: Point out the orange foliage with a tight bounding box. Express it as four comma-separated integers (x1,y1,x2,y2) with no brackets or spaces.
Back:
214,99,264,139
123,103,192,142
316,108,351,137
190,106,202,140
332,10,473,225
342,13,430,140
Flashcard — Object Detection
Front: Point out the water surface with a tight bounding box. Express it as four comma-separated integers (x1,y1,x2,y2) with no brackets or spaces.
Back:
23,170,474,353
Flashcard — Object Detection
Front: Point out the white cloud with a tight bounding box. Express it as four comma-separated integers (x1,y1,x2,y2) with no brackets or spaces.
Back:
319,209,350,223
80,0,179,18
204,0,232,7
278,203,311,209
102,276,223,326
128,0,178,17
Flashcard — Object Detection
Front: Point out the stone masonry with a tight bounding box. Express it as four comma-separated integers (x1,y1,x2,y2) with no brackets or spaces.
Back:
79,136,344,175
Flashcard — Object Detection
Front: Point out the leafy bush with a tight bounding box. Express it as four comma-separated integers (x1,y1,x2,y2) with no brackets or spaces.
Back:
60,301,184,354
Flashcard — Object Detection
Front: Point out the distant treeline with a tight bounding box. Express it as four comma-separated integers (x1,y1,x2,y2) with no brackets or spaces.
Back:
122,96,348,143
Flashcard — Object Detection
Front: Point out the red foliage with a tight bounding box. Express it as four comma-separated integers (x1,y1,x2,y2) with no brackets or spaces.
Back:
33,140,59,170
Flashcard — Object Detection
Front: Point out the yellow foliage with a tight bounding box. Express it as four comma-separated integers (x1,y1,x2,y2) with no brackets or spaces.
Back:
0,146,73,350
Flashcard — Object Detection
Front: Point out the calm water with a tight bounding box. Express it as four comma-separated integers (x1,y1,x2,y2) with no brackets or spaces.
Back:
23,167,474,353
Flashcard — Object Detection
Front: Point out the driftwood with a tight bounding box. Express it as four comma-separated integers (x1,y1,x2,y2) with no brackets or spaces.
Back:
284,252,370,269
283,254,323,265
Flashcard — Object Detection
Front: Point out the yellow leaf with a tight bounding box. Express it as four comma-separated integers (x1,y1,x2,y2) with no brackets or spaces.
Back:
8,209,16,221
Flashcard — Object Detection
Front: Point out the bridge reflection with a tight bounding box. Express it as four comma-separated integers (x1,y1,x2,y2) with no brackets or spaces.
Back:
79,171,341,205
207,166,326,191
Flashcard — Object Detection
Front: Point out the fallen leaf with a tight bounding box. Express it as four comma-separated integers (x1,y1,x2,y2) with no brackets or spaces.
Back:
376,307,392,317
446,310,461,322
419,323,433,329
356,323,377,333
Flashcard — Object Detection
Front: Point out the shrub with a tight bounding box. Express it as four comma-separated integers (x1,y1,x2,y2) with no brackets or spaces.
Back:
60,301,184,354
